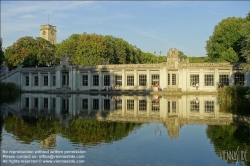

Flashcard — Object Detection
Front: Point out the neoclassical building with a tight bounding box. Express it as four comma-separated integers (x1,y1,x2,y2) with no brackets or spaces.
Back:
1,48,249,92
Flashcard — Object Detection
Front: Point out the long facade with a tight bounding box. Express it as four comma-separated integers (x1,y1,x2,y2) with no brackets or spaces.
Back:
1,48,250,92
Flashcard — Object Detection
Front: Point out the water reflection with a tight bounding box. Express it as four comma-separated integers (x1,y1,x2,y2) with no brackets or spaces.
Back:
1,93,235,143
207,125,250,165
1,93,250,165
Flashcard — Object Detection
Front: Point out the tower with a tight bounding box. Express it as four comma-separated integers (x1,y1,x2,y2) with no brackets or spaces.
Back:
40,24,57,44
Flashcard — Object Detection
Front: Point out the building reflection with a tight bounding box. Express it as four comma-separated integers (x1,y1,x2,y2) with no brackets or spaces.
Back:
2,93,234,140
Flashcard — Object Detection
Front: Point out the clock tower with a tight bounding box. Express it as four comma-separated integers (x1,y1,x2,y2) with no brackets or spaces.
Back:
40,24,57,44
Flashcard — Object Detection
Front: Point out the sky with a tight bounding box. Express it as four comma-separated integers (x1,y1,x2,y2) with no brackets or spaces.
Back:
1,1,250,57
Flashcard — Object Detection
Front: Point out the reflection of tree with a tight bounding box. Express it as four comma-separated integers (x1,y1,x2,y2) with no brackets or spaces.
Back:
4,115,142,147
218,86,250,116
0,115,3,146
0,82,20,106
59,119,142,146
206,125,250,165
4,115,60,144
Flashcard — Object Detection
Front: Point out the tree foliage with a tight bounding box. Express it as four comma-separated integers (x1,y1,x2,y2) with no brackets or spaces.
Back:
3,114,142,146
206,17,245,62
4,37,57,69
55,32,158,66
206,125,250,165
240,12,250,72
0,38,4,68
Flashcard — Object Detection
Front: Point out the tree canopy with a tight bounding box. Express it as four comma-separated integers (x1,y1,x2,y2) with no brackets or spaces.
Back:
55,33,157,66
206,12,250,64
240,12,250,72
4,37,57,69
0,38,4,68
206,17,245,62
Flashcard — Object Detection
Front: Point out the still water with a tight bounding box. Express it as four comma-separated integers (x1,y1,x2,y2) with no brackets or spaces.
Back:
1,93,250,166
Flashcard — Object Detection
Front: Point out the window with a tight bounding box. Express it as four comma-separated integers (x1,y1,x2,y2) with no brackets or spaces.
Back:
115,75,122,86
127,75,134,86
93,99,99,110
93,75,99,86
190,100,199,113
34,98,38,108
127,100,134,111
139,100,147,111
34,76,38,86
168,74,170,85
205,74,214,86
219,75,229,86
44,76,48,86
205,101,214,113
62,99,69,110
104,75,110,86
115,100,122,110
151,74,159,86
25,98,29,107
172,101,176,113
151,101,159,112
63,74,69,86
235,73,245,85
53,98,56,108
25,76,29,86
172,74,176,85
190,74,199,86
104,99,110,110
44,98,48,108
82,75,88,86
53,76,56,86
139,75,147,86
82,99,88,110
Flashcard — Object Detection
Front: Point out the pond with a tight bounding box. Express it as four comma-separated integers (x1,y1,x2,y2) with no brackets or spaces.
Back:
0,93,250,166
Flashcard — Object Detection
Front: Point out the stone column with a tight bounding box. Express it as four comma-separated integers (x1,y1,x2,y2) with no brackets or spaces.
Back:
147,97,150,117
99,72,102,90
122,70,125,90
159,97,165,118
146,69,150,89
200,69,204,90
214,69,219,89
38,72,42,89
182,68,187,91
88,95,91,115
134,70,138,90
110,70,114,88
56,70,61,89
20,73,23,87
122,96,125,116
199,97,204,119
55,97,61,119
29,94,32,112
38,95,42,113
88,71,91,90
48,72,51,89
29,73,32,90
134,98,138,117
48,96,51,113
160,68,167,89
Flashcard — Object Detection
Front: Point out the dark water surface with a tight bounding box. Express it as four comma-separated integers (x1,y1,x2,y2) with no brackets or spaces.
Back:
1,93,250,166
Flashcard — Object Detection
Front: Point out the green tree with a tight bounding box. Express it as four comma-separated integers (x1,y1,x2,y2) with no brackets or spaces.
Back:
35,37,58,66
0,38,4,68
206,17,245,62
4,37,57,69
240,12,250,72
